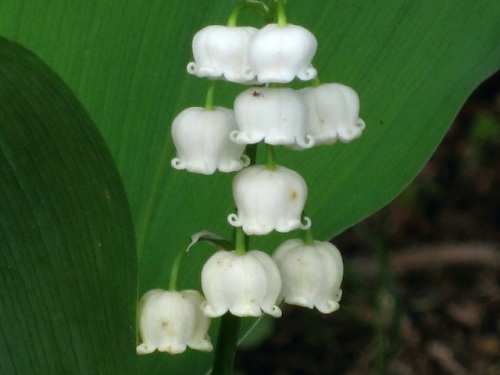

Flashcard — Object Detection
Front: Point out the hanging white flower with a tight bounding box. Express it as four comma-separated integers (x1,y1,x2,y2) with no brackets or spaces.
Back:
136,289,213,355
230,87,313,148
228,165,311,235
171,106,250,175
300,83,365,145
187,25,257,84
201,250,282,318
247,23,317,83
273,239,343,314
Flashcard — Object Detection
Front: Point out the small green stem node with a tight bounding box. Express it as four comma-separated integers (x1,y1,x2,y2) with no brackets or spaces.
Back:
302,211,315,245
205,81,218,111
312,76,322,87
169,247,187,291
227,4,241,26
266,144,277,170
303,228,315,246
234,226,247,255
277,0,287,27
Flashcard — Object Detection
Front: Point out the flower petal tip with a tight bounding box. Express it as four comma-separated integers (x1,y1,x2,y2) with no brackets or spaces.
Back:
227,213,242,227
300,216,312,230
186,62,197,75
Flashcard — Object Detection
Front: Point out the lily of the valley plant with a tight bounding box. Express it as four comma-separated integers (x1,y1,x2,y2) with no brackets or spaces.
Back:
137,0,364,373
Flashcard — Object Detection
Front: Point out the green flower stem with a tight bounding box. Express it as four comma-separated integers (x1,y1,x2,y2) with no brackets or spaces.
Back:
312,76,321,87
301,211,315,245
227,4,241,27
277,0,287,27
168,246,187,291
266,144,277,170
234,226,246,255
205,81,218,111
303,228,315,246
211,313,241,375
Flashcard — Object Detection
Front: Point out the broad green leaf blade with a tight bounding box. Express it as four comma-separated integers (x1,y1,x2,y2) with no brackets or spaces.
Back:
288,1,500,240
1,1,499,374
0,37,136,374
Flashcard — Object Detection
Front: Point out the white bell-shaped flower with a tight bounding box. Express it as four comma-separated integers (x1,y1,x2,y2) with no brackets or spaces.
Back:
231,87,313,148
187,25,257,83
201,250,282,318
248,23,317,83
273,239,343,314
171,107,250,175
228,165,311,235
300,83,365,145
136,289,213,355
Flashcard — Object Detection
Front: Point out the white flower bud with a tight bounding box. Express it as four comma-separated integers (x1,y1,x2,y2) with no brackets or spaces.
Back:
248,23,317,83
228,165,311,235
136,289,212,355
300,83,365,145
187,25,257,83
273,239,343,314
231,87,313,148
171,107,250,175
201,250,282,318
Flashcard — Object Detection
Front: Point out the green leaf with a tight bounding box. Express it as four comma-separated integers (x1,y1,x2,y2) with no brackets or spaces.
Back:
0,37,136,373
1,1,499,374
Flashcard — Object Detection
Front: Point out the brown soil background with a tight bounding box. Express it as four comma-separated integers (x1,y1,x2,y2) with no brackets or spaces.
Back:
235,72,500,375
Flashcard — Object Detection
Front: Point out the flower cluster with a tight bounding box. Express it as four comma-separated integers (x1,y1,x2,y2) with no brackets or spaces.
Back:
187,23,316,84
172,22,364,174
200,239,343,320
137,1,364,357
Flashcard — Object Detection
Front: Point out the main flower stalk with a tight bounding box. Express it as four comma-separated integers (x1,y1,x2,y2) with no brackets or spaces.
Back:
211,314,241,375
